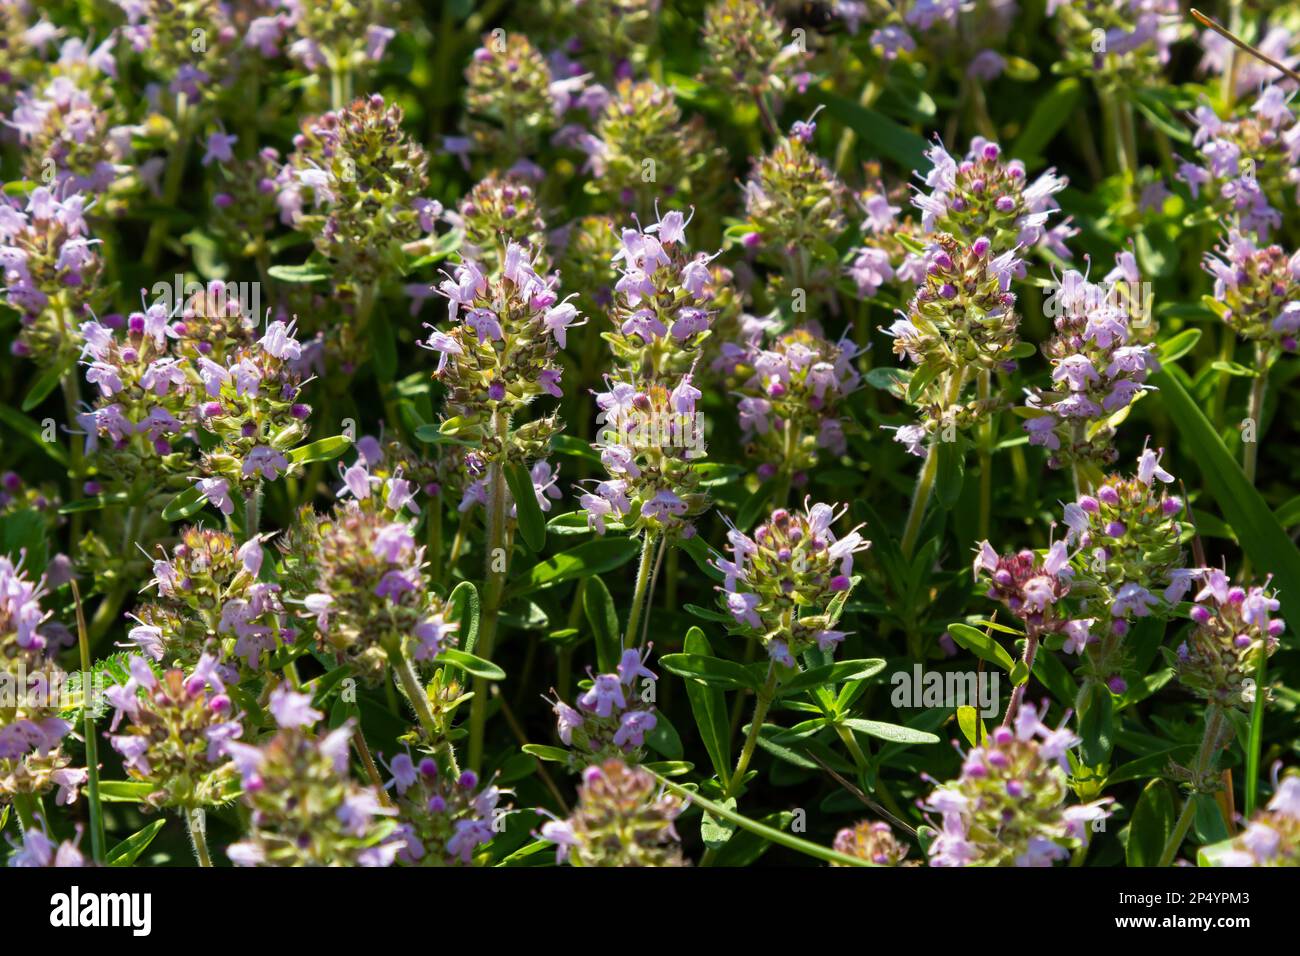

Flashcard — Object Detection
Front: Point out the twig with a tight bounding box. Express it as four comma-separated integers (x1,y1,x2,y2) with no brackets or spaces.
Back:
1190,8,1300,84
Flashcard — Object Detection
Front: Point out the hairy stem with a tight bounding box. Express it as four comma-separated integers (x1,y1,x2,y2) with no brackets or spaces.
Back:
187,808,212,867
726,663,778,800
1243,351,1269,485
1158,705,1227,866
624,531,659,650
467,420,510,772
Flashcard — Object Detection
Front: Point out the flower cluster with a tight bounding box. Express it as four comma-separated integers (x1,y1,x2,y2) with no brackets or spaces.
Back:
453,172,549,273
832,820,917,866
8,36,126,195
385,758,509,866
604,209,724,377
426,242,574,462
1222,774,1300,867
1202,230,1300,355
922,702,1111,866
912,136,1071,257
715,323,861,481
130,526,289,674
1177,87,1300,240
1048,0,1183,89
2,186,103,364
582,78,722,216
459,32,562,168
1173,570,1283,711
699,0,811,104
740,116,849,303
884,232,1021,454
548,648,659,766
291,458,455,686
274,0,404,81
225,687,398,866
0,556,83,809
1022,252,1158,471
715,501,870,665
76,296,311,510
579,209,723,538
106,655,242,810
582,373,708,537
279,94,434,286
972,539,1075,633
112,0,238,101
540,758,686,866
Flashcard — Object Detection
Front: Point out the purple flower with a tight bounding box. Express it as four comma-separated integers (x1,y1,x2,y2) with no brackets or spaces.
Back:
268,685,323,729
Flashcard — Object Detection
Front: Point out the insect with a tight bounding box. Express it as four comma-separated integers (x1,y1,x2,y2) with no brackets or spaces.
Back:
781,1,846,33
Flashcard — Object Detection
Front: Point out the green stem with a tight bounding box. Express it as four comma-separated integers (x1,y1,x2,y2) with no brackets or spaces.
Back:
624,532,658,650
1243,352,1269,486
660,773,869,867
900,445,940,561
187,808,212,867
977,369,992,540
774,419,796,509
467,422,510,772
725,663,778,800
385,640,441,742
1158,706,1226,866
1000,626,1040,728
71,581,104,862
901,371,965,558
1244,650,1268,817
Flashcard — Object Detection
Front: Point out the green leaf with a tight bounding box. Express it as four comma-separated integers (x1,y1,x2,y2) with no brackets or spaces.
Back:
371,311,397,383
1010,79,1081,163
947,622,1017,671
414,424,476,446
521,744,570,763
841,718,940,745
1152,367,1300,620
267,262,329,283
820,91,928,169
0,509,48,568
58,493,129,514
513,538,640,595
0,403,68,466
777,659,887,697
933,436,965,509
1209,360,1257,378
97,781,155,803
1157,328,1202,364
956,706,984,748
438,648,505,681
22,354,75,412
288,434,353,465
652,773,871,866
736,478,775,531
701,796,739,849
160,484,208,522
1079,680,1114,767
659,652,761,691
584,575,621,673
681,627,732,780
447,581,480,655
1127,779,1176,867
504,462,546,552
106,819,168,866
